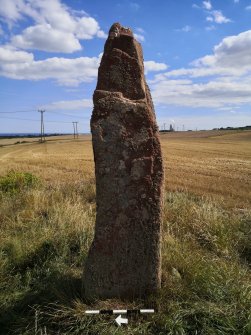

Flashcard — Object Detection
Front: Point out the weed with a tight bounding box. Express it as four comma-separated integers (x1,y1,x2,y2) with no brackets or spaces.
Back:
0,170,41,194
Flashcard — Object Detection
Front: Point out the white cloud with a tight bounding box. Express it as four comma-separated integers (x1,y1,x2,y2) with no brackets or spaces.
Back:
134,27,146,42
12,24,81,53
218,106,240,111
97,30,108,39
149,29,251,110
0,45,33,63
206,10,231,24
0,45,100,86
159,67,235,79
202,0,212,10
152,78,251,108
134,33,145,42
135,27,145,34
0,0,106,53
234,0,240,3
176,25,192,32
245,5,251,10
144,61,168,74
41,98,92,111
194,30,251,71
210,10,231,23
0,0,24,22
206,25,216,31
193,1,231,25
27,0,76,30
206,16,213,22
184,30,251,74
130,2,140,11
75,17,104,39
0,42,167,87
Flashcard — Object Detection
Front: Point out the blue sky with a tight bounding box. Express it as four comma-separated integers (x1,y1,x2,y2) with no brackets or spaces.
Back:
0,0,251,133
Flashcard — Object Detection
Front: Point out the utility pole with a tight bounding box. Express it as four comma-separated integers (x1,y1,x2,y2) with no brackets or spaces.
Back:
42,118,45,142
163,123,166,131
38,110,45,142
182,124,185,132
72,122,76,139
75,122,79,139
72,121,79,139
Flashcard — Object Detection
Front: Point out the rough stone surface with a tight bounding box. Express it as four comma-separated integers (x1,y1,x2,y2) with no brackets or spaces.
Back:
84,22,164,300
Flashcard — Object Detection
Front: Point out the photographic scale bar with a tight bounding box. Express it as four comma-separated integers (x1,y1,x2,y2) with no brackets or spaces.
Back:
85,309,154,315
85,309,155,326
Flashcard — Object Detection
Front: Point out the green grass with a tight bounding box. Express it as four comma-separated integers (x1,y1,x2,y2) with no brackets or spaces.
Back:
0,171,250,334
0,170,41,194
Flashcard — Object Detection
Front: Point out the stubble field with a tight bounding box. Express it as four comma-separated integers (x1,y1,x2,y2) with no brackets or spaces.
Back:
0,130,250,334
1,130,250,207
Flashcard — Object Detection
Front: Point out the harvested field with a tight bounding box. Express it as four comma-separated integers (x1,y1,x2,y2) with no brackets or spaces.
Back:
1,130,250,207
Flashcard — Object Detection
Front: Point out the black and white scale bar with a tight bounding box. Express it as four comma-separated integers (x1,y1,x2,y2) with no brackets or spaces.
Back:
85,309,154,315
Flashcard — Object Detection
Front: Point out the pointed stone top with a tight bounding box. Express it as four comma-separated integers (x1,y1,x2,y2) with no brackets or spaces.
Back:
108,22,133,39
95,22,145,100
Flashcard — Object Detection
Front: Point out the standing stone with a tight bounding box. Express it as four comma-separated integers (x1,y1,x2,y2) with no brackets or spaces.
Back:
84,23,164,300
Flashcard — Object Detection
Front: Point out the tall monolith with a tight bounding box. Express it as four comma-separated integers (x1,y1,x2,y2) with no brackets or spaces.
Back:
84,23,164,300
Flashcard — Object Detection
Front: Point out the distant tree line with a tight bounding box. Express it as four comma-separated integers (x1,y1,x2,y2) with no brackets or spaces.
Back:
0,133,68,139
213,125,251,131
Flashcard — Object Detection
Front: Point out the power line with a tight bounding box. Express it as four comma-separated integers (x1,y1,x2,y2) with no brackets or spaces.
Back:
0,109,83,139
0,116,40,121
0,110,36,113
0,111,86,120
0,116,76,123
44,120,78,124
0,109,87,119
47,111,87,119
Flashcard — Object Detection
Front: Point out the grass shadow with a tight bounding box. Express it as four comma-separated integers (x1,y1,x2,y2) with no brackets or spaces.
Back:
0,272,85,335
